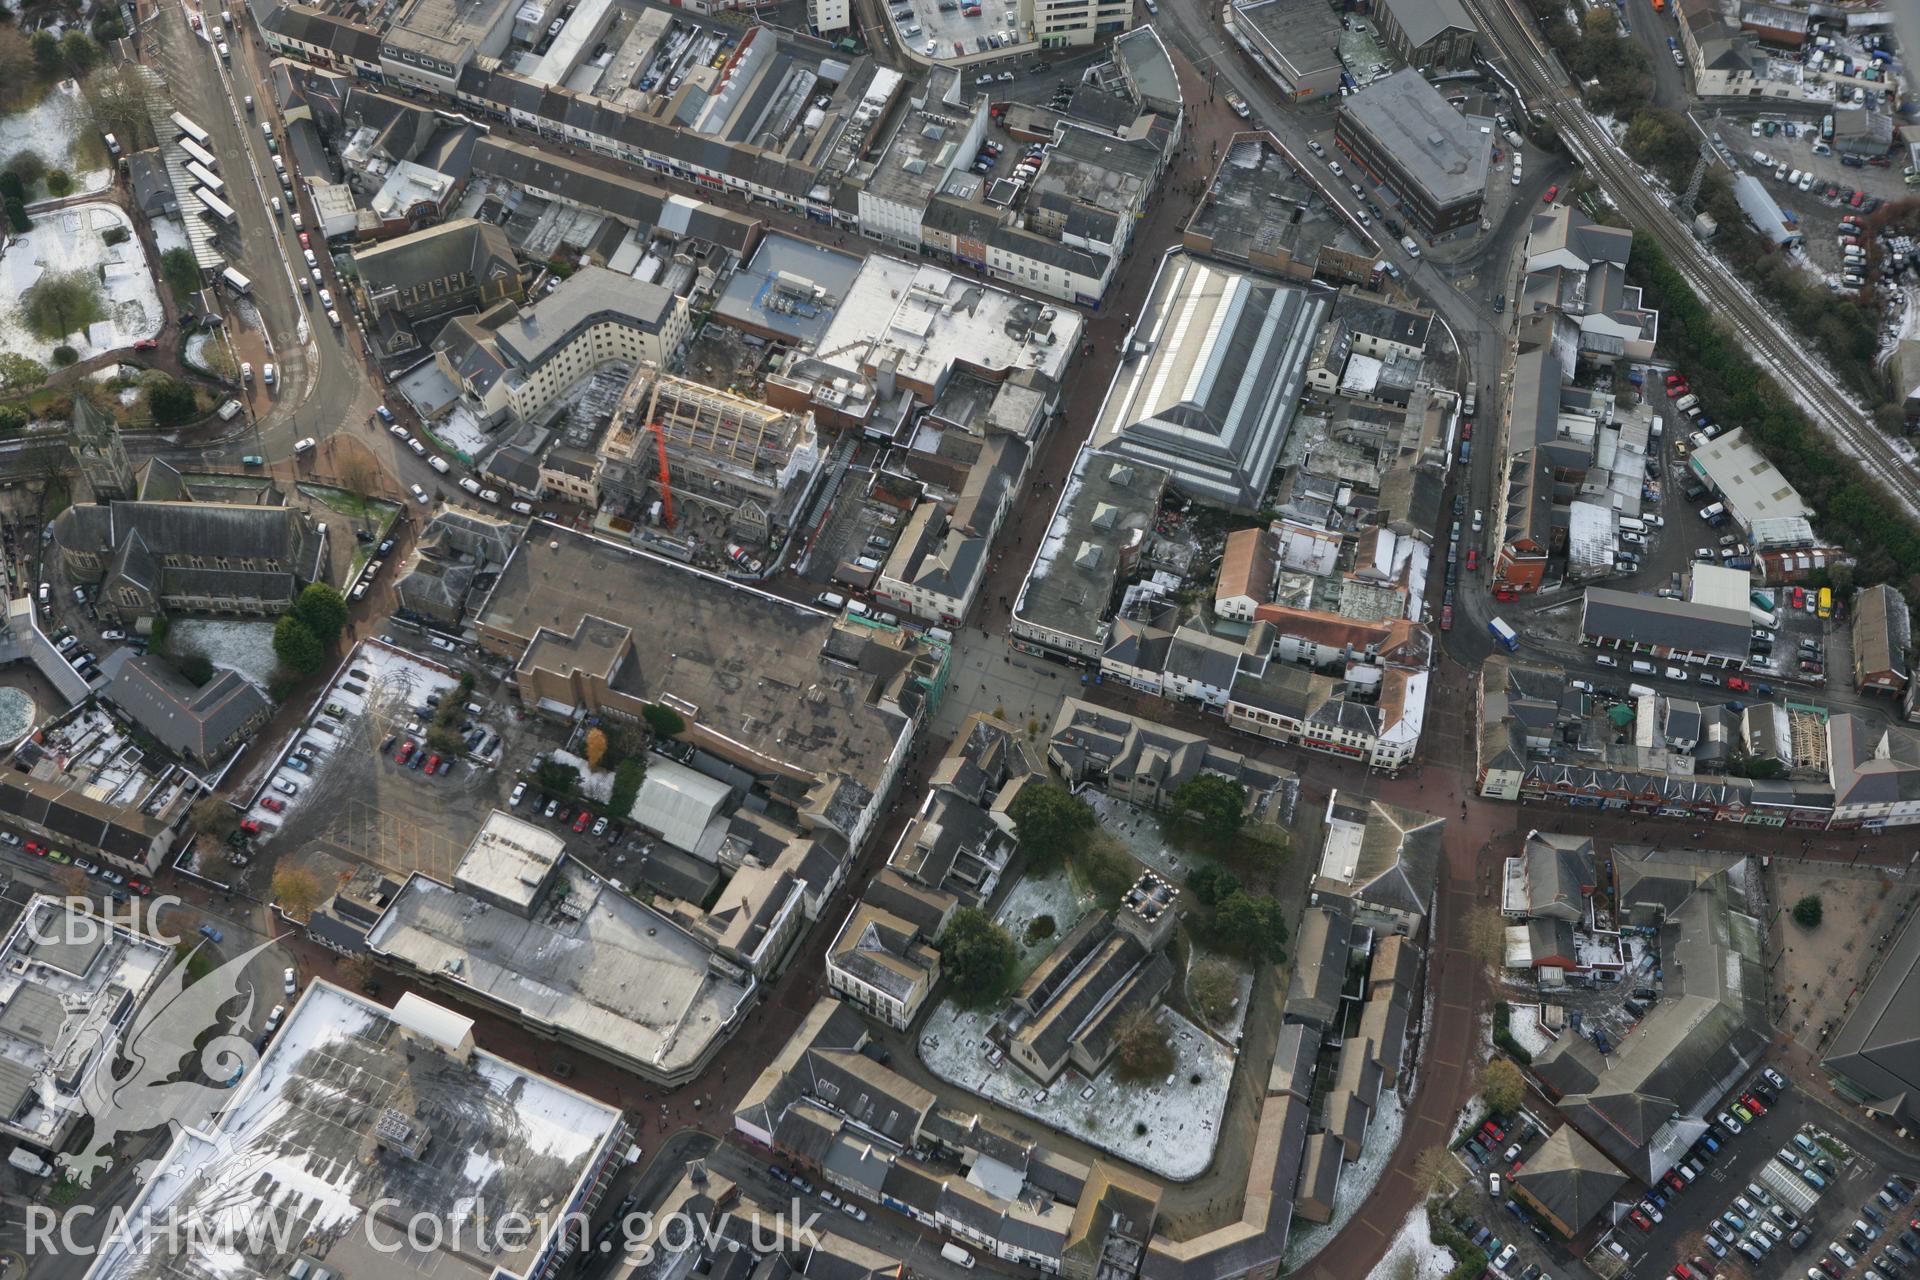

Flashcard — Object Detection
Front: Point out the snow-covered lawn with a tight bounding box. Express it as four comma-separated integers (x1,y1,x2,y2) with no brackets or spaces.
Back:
0,81,112,200
1374,1203,1453,1280
151,216,191,255
917,1000,1232,1180
1085,791,1198,884
992,870,1094,980
0,203,162,362
1507,1004,1554,1057
1286,1087,1409,1268
169,620,281,688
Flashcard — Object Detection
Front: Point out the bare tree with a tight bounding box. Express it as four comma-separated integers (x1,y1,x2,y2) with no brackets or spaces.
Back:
79,64,156,154
190,795,238,843
0,28,33,90
1463,905,1508,972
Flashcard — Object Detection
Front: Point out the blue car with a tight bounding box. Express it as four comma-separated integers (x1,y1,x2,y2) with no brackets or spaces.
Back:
198,924,224,943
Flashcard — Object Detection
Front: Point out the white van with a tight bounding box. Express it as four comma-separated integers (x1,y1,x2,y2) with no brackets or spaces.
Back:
816,592,848,610
854,555,882,572
1619,516,1646,534
428,456,451,474
1663,666,1688,680
1630,659,1657,675
941,1244,976,1270
1651,415,1664,439
845,599,871,617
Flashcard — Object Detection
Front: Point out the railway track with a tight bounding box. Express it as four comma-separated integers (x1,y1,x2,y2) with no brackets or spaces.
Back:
1462,0,1920,519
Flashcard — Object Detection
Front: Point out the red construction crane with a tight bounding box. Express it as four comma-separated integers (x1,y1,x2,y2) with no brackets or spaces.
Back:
649,420,674,530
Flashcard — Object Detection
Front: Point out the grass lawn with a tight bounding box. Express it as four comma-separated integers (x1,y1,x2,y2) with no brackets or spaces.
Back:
297,482,402,527
160,248,202,307
174,938,214,984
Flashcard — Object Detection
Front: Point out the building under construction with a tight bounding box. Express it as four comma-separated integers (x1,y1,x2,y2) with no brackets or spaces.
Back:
599,363,826,547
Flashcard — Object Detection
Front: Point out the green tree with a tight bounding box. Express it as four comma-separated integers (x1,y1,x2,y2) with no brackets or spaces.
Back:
0,173,20,203
938,906,1017,1008
272,615,323,673
1006,781,1095,868
1077,832,1138,907
23,271,105,342
1186,863,1241,908
146,377,199,427
293,583,349,645
1481,1057,1526,1114
58,31,100,71
608,756,647,818
1213,891,1288,963
44,169,71,197
0,353,45,393
642,703,685,738
5,151,46,189
534,757,581,797
1792,895,1823,929
0,406,28,433
30,31,60,74
1168,774,1247,840
171,653,214,686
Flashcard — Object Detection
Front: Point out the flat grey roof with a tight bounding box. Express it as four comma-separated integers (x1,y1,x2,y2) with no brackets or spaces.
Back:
88,982,624,1280
1339,69,1493,206
1236,0,1345,77
712,232,866,347
1013,447,1170,649
494,265,677,370
367,858,754,1077
1581,589,1753,661
476,523,910,793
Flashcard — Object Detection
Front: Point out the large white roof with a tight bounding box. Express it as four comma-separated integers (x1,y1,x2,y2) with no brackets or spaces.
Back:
634,757,733,852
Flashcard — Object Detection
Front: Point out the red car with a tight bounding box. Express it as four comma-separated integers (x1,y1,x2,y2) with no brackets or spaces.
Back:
572,810,592,833
1675,1263,1695,1279
1741,1093,1767,1116
260,797,286,813
298,232,311,249
24,840,42,856
1482,1120,1505,1141
1630,1208,1654,1232
1543,184,1559,203
1791,586,1806,608
1665,372,1685,387
1466,549,1478,571
127,878,152,896
1667,382,1689,398
425,754,441,774
1441,605,1454,630
133,338,158,351
1462,421,1473,440
1664,1171,1687,1193
240,818,263,835
394,740,416,764
1726,676,1750,692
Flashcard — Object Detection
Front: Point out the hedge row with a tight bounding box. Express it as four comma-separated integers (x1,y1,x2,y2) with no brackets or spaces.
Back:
1493,1000,1534,1067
